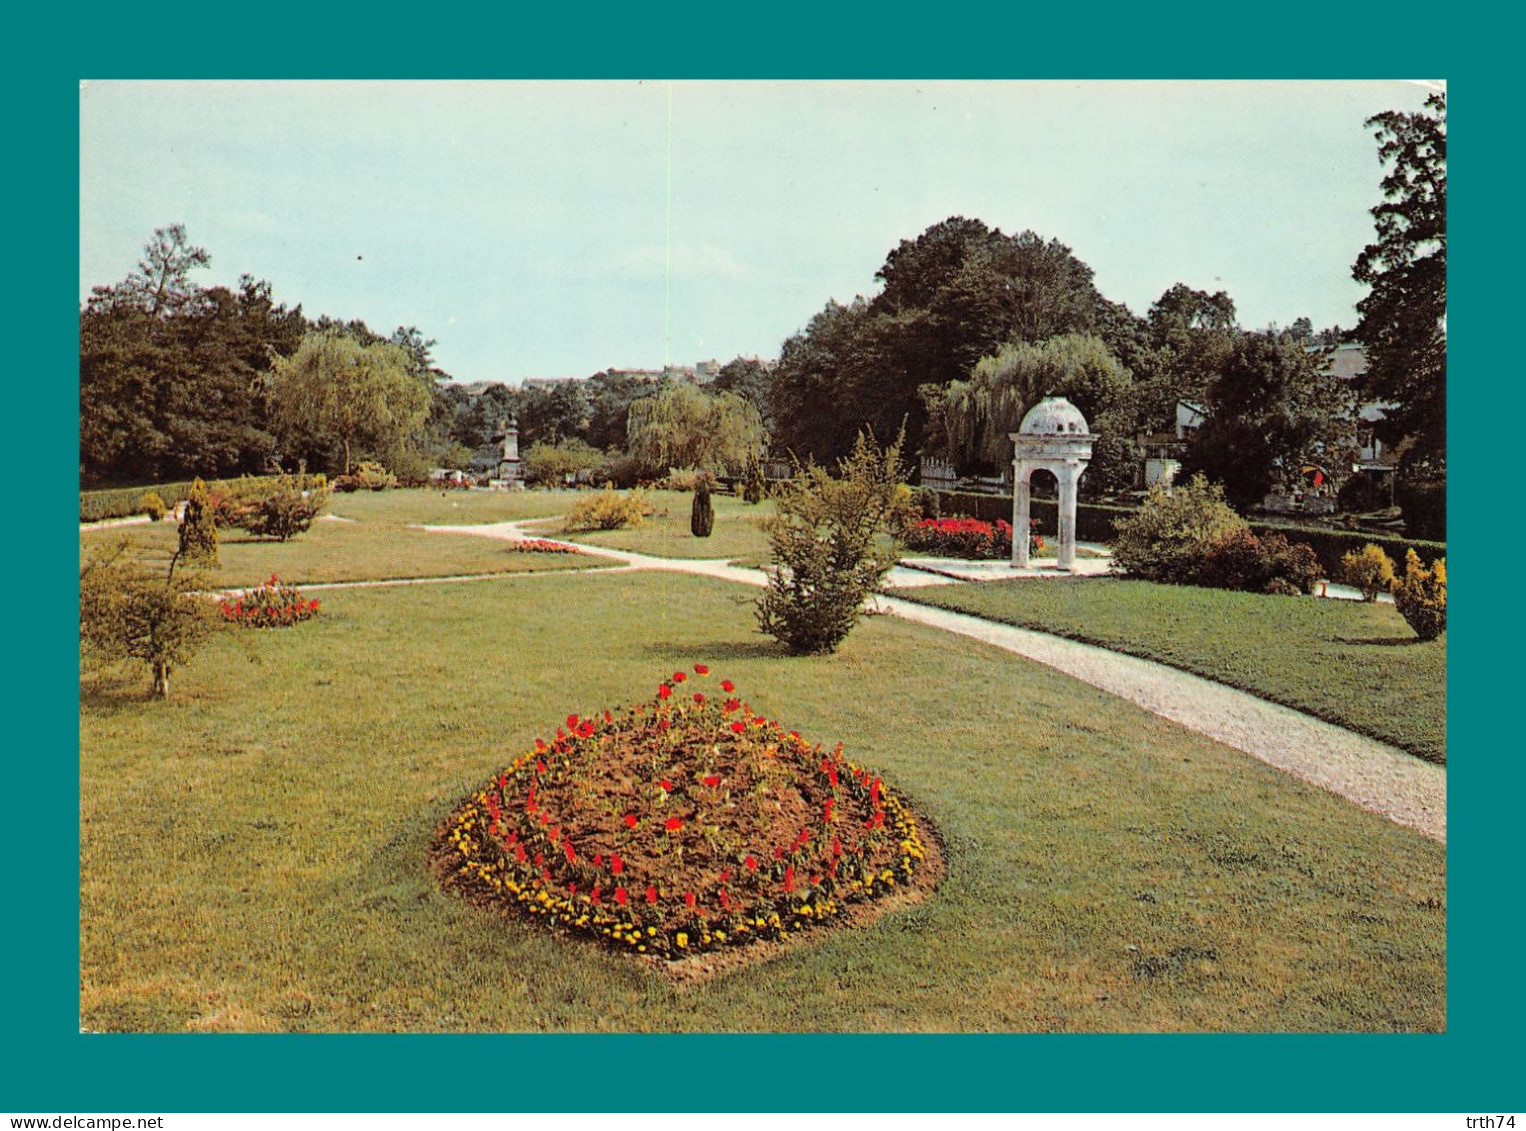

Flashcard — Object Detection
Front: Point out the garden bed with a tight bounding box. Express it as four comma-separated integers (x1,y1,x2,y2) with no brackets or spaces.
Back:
433,667,943,977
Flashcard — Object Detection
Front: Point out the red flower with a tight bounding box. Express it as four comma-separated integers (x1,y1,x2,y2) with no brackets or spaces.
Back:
719,869,731,882
730,721,745,734
684,891,696,908
724,698,741,713
693,693,706,704
693,664,709,675
721,680,735,693
578,721,595,738
659,779,673,792
658,685,671,700
536,760,547,774
784,865,796,893
566,714,579,730
744,855,758,871
592,853,603,867
672,671,687,683
624,814,638,828
646,885,658,903
615,887,628,906
611,854,624,874
665,817,683,832
703,775,721,787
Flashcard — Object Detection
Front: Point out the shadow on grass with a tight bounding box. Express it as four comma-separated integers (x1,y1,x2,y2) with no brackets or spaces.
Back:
1333,635,1425,647
638,639,793,662
80,672,153,715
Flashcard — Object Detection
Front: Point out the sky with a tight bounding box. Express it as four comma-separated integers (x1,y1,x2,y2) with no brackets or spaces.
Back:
78,79,1441,387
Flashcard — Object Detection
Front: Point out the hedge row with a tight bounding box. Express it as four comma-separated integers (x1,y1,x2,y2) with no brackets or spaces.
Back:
80,474,296,523
932,489,1446,575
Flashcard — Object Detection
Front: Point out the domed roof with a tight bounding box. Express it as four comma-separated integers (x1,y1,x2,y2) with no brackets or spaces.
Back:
1018,396,1090,436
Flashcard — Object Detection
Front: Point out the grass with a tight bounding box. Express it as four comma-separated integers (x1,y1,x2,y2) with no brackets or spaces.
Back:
81,570,1444,1032
525,492,776,560
324,487,577,526
898,577,1446,764
80,519,606,588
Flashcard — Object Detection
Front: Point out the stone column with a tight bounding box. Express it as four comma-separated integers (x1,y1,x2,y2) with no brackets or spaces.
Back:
1057,461,1084,571
1011,462,1031,568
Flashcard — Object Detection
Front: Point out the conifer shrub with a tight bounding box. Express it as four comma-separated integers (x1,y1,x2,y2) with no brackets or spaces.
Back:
139,492,167,522
741,460,768,505
1393,549,1446,640
1340,543,1397,602
691,477,715,538
177,478,219,567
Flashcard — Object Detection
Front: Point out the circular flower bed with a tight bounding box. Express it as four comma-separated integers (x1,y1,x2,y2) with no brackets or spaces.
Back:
434,667,932,960
219,575,320,628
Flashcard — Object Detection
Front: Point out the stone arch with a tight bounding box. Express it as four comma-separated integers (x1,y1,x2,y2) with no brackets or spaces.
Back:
1010,397,1094,571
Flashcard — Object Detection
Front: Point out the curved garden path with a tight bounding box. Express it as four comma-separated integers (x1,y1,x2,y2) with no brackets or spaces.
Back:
301,517,1449,844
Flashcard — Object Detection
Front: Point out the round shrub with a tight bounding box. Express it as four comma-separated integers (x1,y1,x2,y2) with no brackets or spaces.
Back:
1198,528,1323,595
434,668,933,960
1111,474,1248,584
564,488,653,532
1340,543,1396,602
140,491,167,522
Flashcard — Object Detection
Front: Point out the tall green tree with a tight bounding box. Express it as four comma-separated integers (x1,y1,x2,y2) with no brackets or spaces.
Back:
626,384,765,476
267,332,429,474
1352,92,1446,467
1180,332,1357,510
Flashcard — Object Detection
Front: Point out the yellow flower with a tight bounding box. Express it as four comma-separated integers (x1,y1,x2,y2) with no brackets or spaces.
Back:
676,932,689,949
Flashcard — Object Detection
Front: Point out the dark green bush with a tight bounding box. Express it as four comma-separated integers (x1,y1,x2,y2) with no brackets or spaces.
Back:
1111,475,1248,584
691,478,715,537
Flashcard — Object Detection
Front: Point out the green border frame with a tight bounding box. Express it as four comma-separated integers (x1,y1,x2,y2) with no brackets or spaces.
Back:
14,7,1516,1112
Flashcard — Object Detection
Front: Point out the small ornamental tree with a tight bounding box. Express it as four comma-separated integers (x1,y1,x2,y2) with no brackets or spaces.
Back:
757,430,906,655
691,476,715,538
178,477,219,567
232,477,330,541
80,542,216,699
1110,473,1247,584
1340,543,1397,602
1393,549,1446,640
741,459,767,505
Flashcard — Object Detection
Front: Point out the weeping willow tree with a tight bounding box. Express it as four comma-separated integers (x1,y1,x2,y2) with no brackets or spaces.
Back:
626,384,766,476
931,333,1137,493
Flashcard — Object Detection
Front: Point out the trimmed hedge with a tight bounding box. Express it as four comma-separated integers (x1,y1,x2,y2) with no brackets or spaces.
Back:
81,474,311,523
1244,521,1445,580
933,490,1135,544
933,488,1445,575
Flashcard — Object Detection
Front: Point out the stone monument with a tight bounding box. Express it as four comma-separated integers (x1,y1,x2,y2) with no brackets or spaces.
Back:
492,416,524,488
1010,396,1094,571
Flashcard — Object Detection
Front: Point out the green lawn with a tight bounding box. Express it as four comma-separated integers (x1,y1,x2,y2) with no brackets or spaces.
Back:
81,570,1444,1033
899,577,1446,764
525,492,776,560
80,519,606,588
325,487,577,526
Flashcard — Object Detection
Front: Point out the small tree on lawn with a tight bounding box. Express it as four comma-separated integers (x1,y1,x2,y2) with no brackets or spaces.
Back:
80,541,217,699
691,475,715,538
757,429,906,655
178,477,219,566
1393,549,1446,640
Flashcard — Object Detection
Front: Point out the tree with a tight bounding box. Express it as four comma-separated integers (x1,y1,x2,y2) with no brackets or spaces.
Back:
626,384,765,476
522,438,606,486
91,223,211,317
756,431,906,655
709,357,774,429
79,541,216,699
1352,92,1446,468
933,334,1132,470
1179,332,1357,510
267,332,429,474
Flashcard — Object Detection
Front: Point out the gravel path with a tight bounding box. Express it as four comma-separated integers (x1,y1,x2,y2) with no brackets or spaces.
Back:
389,519,1451,843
